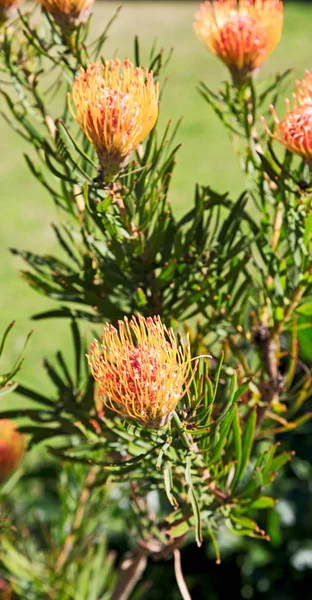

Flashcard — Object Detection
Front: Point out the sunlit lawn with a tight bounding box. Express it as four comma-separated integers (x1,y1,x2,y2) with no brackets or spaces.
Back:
1,1,311,397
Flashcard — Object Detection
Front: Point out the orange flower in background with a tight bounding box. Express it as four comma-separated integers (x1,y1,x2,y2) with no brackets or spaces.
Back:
38,0,93,34
0,0,23,25
68,59,159,182
0,420,26,483
87,315,195,429
261,72,312,165
194,0,283,85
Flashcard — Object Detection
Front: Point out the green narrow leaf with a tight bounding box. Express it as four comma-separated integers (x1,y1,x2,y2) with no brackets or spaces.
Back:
249,496,276,509
270,451,293,473
52,224,81,266
0,321,15,358
57,120,97,168
207,528,221,564
134,35,140,67
23,154,62,204
295,302,312,316
261,443,280,484
189,486,202,547
164,463,178,507
156,440,171,470
232,380,251,404
239,408,257,482
44,149,77,183
206,407,235,464
212,351,224,403
167,518,192,539
15,385,56,408
136,287,148,307
71,319,82,387
230,405,242,490
230,514,261,534
186,455,202,547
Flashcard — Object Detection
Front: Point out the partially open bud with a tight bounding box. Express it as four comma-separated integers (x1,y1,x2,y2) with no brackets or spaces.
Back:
68,59,159,182
87,315,195,429
194,0,283,86
37,0,93,42
0,420,26,482
0,0,23,25
261,73,312,167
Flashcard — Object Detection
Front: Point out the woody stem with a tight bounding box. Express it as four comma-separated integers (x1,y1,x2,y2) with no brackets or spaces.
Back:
111,546,148,600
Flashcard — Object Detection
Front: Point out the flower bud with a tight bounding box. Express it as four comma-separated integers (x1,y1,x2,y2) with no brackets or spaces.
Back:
37,0,93,41
0,420,26,482
194,0,283,85
68,59,159,182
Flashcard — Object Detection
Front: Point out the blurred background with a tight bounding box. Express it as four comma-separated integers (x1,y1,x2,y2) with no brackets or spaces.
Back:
2,0,312,387
1,2,312,598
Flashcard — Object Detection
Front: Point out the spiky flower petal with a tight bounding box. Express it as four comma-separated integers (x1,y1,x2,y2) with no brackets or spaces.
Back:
294,69,312,106
194,0,283,85
0,0,23,25
0,420,26,482
87,315,195,429
68,59,159,181
261,75,312,165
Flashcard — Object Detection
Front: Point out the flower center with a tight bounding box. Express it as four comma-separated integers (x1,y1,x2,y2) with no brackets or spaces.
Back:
118,343,180,409
215,14,268,70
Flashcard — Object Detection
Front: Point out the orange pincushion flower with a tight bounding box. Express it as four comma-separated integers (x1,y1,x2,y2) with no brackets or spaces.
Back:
261,74,312,165
37,0,93,34
194,0,283,85
68,59,159,181
0,420,26,482
87,315,195,429
0,0,23,25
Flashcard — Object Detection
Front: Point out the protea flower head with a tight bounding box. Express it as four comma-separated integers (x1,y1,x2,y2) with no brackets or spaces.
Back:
87,315,195,429
0,420,26,482
68,59,159,182
0,0,23,25
261,73,312,166
194,0,284,85
37,0,93,39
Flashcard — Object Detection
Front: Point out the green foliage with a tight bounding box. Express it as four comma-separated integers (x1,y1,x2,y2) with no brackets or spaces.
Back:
0,2,311,598
0,328,296,555
0,464,116,599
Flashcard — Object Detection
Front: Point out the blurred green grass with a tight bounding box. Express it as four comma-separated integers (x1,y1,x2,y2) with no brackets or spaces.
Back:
1,1,311,394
